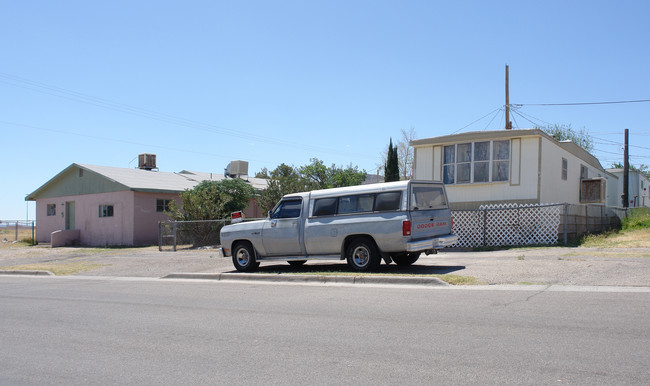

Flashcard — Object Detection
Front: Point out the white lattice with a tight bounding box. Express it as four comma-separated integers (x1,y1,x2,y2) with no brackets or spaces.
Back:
451,203,561,248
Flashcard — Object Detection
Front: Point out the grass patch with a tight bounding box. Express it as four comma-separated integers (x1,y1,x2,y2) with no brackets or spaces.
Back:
578,228,650,248
0,262,109,276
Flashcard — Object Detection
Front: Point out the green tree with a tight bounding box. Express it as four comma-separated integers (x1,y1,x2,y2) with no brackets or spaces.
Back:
385,138,400,182
256,159,367,213
539,124,594,152
611,162,650,178
167,178,255,221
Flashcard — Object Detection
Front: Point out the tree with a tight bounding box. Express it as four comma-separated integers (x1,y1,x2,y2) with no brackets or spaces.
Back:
256,159,367,213
539,124,594,152
167,178,255,221
397,127,416,179
611,162,650,178
166,178,255,247
385,138,400,182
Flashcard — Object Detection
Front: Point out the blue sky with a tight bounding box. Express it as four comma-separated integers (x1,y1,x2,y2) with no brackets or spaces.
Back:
2,0,649,220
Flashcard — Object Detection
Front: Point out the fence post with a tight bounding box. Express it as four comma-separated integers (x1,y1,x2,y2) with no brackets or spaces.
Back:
172,222,178,252
158,221,162,252
585,205,589,235
15,222,18,241
32,221,35,245
563,202,569,246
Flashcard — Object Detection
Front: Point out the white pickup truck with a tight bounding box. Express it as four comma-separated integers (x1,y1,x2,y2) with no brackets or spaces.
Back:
219,180,458,272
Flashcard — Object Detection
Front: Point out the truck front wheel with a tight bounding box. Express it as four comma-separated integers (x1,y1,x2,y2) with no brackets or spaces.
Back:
346,238,381,272
232,242,258,272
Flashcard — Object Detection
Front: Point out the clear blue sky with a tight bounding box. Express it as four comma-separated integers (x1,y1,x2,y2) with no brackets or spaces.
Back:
2,0,649,221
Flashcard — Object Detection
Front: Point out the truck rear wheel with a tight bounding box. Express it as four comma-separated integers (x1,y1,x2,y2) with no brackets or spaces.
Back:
346,238,381,272
391,253,420,266
232,242,258,272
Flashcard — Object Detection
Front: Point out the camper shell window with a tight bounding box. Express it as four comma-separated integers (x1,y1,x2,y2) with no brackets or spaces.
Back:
312,191,402,217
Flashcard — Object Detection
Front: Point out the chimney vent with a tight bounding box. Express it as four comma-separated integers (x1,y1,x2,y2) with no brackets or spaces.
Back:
138,153,157,171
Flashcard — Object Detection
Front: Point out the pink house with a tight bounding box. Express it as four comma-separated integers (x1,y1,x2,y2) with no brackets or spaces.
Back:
26,159,267,247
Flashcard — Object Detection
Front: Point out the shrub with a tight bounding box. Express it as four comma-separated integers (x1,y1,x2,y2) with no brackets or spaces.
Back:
622,208,650,230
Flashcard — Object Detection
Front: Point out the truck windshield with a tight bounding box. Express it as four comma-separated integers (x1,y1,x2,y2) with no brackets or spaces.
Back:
410,185,446,211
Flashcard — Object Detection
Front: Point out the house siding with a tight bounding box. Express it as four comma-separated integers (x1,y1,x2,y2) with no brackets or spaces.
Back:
412,129,613,209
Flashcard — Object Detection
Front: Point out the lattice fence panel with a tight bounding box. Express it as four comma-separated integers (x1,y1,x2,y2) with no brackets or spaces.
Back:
450,210,484,248
451,203,562,248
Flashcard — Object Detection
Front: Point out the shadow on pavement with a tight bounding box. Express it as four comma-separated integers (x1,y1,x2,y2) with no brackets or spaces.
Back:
240,263,466,275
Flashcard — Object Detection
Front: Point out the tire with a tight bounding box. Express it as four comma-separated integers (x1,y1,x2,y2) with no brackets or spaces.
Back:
391,253,420,266
346,238,381,272
232,242,258,272
288,260,307,267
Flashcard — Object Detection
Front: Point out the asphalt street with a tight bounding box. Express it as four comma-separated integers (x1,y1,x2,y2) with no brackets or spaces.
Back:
1,275,648,385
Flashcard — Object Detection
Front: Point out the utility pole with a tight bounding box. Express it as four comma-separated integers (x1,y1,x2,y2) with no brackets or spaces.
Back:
505,65,512,130
623,128,629,207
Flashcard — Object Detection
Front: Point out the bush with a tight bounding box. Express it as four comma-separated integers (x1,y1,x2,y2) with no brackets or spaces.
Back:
622,208,650,230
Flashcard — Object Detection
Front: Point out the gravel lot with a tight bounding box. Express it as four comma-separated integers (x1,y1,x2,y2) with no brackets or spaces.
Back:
1,244,649,286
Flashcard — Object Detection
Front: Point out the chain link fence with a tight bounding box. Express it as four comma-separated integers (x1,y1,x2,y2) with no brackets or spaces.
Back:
158,218,264,251
0,220,36,245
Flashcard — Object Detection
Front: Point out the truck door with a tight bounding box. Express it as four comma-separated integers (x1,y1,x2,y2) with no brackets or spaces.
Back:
262,198,303,256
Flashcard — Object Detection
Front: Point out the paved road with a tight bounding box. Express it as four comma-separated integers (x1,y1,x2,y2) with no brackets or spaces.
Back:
1,275,648,385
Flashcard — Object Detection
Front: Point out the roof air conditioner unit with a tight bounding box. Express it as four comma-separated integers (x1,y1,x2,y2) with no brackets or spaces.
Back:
138,153,157,171
226,160,249,177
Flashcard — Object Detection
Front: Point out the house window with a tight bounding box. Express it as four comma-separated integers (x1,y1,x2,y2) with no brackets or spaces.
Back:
580,165,588,180
99,205,114,218
473,141,490,183
156,199,172,212
561,158,568,180
492,140,510,182
443,140,510,184
443,145,455,184
47,204,56,216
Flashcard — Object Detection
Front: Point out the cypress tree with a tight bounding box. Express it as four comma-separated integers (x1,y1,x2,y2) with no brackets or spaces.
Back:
385,138,400,182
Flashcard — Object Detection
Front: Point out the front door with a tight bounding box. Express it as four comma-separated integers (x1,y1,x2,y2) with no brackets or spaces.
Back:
65,201,75,230
262,198,303,256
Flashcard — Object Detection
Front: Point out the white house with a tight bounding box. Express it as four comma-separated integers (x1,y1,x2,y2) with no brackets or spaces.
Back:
411,129,618,209
606,168,650,208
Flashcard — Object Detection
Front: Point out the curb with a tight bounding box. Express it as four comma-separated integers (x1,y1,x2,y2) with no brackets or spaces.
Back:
0,270,55,276
162,272,450,286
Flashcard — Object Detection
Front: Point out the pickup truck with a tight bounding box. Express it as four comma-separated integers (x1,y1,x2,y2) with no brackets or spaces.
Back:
219,180,458,272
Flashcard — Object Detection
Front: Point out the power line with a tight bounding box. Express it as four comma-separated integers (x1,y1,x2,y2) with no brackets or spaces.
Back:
0,72,376,160
452,107,501,134
514,99,650,107
0,120,279,165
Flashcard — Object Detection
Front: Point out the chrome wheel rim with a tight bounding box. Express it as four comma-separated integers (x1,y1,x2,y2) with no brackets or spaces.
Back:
236,248,250,267
352,246,370,267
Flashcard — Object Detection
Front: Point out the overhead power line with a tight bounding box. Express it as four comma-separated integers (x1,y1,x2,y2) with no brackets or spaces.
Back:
0,72,376,160
514,99,650,107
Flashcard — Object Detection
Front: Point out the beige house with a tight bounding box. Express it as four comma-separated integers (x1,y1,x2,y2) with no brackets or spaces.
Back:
26,158,267,246
411,129,618,209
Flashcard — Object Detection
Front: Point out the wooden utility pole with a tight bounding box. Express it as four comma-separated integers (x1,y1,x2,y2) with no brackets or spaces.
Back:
623,128,629,207
505,65,512,130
